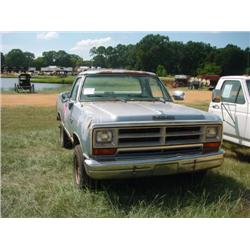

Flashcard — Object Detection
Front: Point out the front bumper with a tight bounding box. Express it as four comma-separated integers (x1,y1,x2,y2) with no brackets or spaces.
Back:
84,150,224,180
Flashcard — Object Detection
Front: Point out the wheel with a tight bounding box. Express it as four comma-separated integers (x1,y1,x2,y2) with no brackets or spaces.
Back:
73,144,98,189
59,124,73,149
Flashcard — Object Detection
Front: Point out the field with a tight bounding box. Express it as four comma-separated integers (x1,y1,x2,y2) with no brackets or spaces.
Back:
1,89,250,217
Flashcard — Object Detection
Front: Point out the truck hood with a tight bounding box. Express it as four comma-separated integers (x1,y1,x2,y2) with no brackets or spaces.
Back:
82,101,221,124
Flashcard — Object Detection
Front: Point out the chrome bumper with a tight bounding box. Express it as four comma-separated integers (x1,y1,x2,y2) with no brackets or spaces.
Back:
84,150,224,180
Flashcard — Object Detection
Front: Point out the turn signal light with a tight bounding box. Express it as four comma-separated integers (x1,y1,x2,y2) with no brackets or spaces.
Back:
92,148,117,155
203,142,221,153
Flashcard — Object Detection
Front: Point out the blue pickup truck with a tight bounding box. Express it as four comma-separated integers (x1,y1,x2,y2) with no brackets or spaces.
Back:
56,69,224,188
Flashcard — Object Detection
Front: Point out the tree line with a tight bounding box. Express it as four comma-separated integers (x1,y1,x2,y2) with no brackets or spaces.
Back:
90,34,250,76
1,34,250,76
0,49,91,71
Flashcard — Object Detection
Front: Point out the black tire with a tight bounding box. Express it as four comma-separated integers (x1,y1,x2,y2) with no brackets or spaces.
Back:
73,144,98,189
59,124,73,149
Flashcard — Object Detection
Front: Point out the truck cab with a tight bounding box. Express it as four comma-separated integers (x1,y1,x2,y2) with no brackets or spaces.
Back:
208,76,250,147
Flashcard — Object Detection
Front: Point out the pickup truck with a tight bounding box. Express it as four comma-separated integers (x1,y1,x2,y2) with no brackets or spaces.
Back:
56,69,224,188
209,75,250,147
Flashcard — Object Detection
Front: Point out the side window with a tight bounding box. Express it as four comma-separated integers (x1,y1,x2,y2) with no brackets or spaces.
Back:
236,87,245,104
221,80,245,104
70,78,81,101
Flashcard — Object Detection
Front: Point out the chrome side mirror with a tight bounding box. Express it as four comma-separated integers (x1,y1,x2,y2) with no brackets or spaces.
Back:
61,92,70,102
212,89,221,103
172,90,185,100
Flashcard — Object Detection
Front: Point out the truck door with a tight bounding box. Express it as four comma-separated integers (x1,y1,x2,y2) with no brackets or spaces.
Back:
64,77,82,135
212,80,247,141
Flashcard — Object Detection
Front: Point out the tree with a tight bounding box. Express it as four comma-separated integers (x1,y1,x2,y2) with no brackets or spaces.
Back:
5,49,27,70
1,52,5,70
33,57,46,70
178,41,214,75
24,52,35,68
213,45,246,75
197,63,222,75
156,65,167,76
42,51,58,65
70,54,84,67
135,34,170,72
91,46,107,67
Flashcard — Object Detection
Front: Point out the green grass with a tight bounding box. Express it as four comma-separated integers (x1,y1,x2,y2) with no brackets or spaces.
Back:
31,75,75,84
1,105,250,217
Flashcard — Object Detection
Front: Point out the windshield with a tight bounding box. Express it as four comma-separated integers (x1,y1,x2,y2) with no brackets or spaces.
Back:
246,80,250,96
80,75,171,102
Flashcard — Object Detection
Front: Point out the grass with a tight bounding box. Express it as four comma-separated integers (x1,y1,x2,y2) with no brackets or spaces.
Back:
31,75,75,84
1,74,75,84
1,104,250,217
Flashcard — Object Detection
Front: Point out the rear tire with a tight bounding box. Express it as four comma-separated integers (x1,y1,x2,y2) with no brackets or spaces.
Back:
59,124,73,149
73,145,98,189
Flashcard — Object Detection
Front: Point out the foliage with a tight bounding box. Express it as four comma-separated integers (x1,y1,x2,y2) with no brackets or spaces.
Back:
156,65,167,76
197,63,222,75
4,49,35,70
211,45,247,75
2,34,249,75
3,49,86,71
1,51,5,68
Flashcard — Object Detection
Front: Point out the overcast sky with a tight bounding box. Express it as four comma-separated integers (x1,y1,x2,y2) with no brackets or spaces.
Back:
1,31,249,60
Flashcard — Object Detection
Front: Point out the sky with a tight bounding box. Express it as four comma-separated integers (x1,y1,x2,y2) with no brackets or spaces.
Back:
1,31,249,60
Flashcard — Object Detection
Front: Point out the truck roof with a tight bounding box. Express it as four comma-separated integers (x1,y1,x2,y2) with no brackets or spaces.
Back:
220,75,250,80
78,69,156,76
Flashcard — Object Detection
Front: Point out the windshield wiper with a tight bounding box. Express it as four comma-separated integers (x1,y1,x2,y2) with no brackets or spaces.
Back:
83,95,127,102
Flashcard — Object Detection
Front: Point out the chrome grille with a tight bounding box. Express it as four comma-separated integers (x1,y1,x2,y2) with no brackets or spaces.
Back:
118,125,203,148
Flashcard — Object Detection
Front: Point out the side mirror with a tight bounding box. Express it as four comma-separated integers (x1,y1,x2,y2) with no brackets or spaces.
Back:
172,90,185,101
61,92,70,102
212,89,221,103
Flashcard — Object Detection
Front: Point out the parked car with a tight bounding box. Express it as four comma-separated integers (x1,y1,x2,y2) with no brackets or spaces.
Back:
57,69,224,188
173,75,190,88
208,75,250,147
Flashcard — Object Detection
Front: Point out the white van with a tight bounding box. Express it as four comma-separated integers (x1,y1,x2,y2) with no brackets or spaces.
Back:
208,76,250,147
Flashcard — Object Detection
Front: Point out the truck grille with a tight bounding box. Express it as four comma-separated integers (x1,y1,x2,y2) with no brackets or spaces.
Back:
118,125,203,148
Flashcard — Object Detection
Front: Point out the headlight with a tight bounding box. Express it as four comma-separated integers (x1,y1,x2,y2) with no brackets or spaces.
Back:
206,126,219,139
96,130,113,143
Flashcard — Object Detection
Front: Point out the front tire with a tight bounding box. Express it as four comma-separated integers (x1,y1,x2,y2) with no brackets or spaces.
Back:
73,145,98,189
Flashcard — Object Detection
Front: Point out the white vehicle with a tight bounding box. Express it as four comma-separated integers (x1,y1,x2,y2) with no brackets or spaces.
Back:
208,76,250,147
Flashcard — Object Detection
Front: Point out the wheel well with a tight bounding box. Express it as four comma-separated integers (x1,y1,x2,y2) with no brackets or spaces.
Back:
73,134,80,146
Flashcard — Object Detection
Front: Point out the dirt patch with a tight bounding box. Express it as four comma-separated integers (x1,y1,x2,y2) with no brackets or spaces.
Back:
1,93,58,107
0,90,212,107
179,90,212,104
